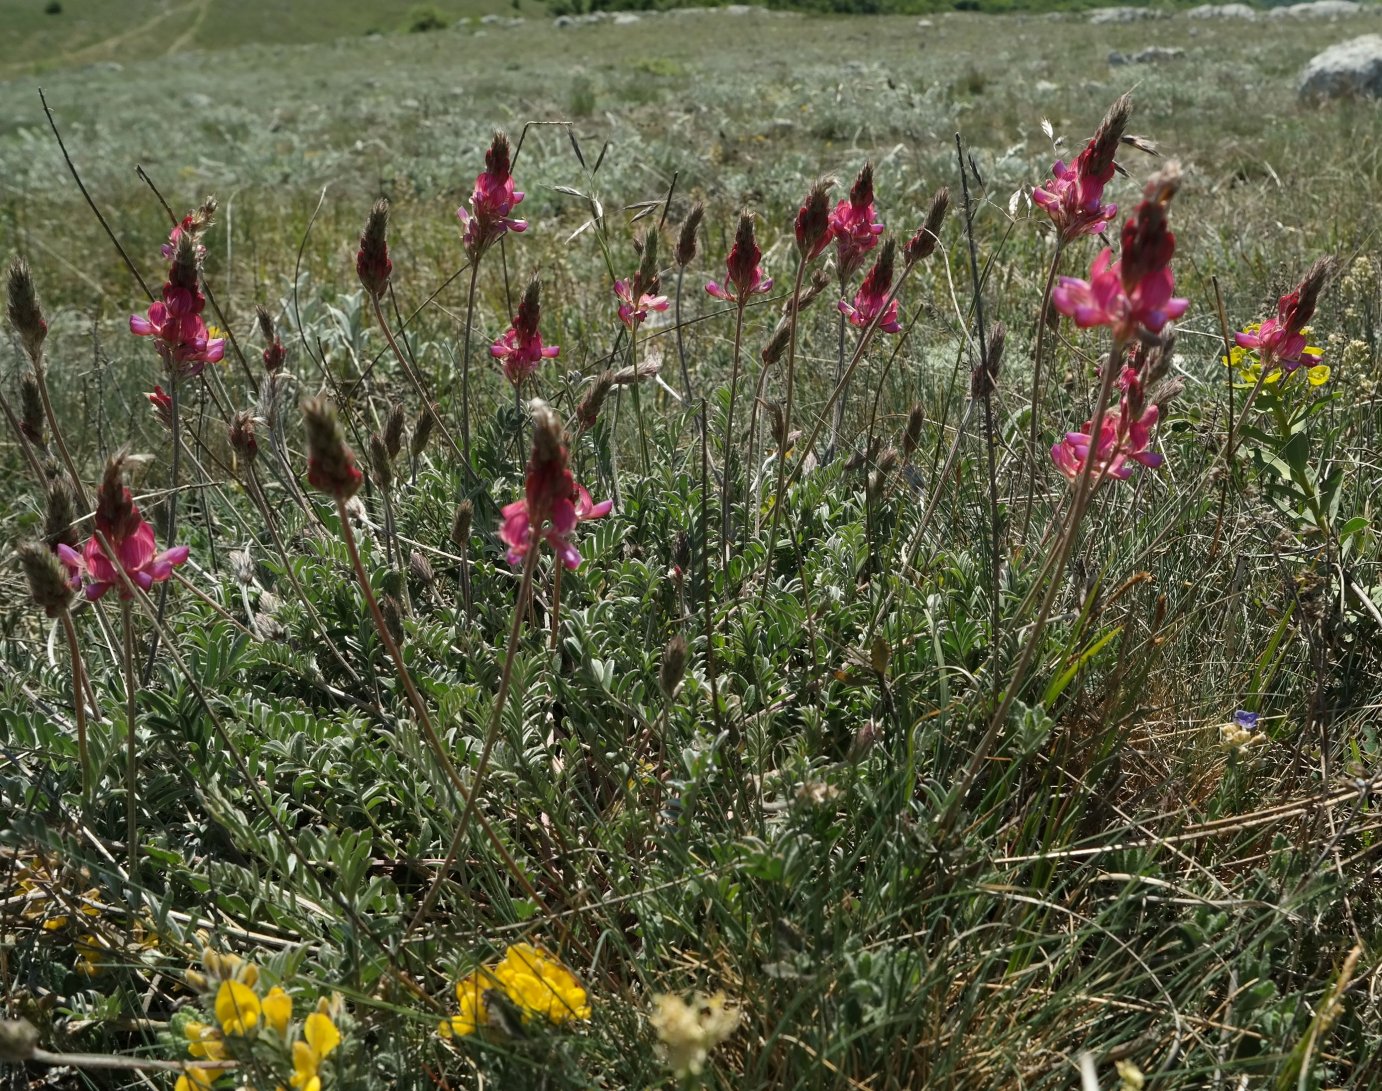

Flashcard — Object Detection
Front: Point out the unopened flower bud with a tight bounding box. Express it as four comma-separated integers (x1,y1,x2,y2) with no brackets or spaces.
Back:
409,548,435,590
369,433,393,489
450,500,473,550
530,399,565,465
971,322,1006,399
636,228,661,298
905,187,950,265
762,319,792,367
18,541,74,618
19,371,44,446
902,403,925,458
672,529,691,573
676,203,705,268
411,402,437,462
577,370,615,432
302,396,363,500
45,482,79,550
356,198,393,299
384,402,406,460
794,177,835,262
659,633,688,699
380,593,405,645
6,258,48,362
229,410,259,465
169,229,200,294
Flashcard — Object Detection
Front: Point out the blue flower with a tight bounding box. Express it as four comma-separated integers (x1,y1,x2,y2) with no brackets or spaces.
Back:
1234,710,1259,731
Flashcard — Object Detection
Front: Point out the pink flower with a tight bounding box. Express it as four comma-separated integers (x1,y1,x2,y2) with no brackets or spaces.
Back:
491,279,558,388
1051,248,1187,341
706,213,773,304
160,215,206,263
614,278,669,331
1032,158,1118,241
795,179,834,263
1233,260,1333,375
1051,373,1163,484
837,240,901,333
830,163,884,282
499,401,612,570
69,460,189,601
147,385,173,428
130,286,226,378
457,131,527,260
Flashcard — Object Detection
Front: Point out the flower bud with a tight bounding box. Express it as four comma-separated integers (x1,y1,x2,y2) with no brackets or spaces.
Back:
971,322,1005,399
450,500,473,550
675,203,704,268
17,541,74,618
6,258,47,362
19,371,44,446
905,187,950,265
659,633,688,699
168,229,200,294
384,402,406,460
369,432,393,489
229,410,259,465
672,529,691,573
411,402,437,462
356,198,393,299
45,482,79,550
302,396,363,500
577,370,615,433
794,177,835,263
902,403,925,458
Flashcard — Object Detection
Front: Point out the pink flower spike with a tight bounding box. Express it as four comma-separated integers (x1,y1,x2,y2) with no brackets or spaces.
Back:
839,239,901,334
830,163,884,282
491,279,559,388
707,213,773,305
1051,247,1187,341
459,130,527,260
1050,372,1164,486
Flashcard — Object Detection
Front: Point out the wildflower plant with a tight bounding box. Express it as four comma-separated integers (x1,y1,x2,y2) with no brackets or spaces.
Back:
438,944,590,1039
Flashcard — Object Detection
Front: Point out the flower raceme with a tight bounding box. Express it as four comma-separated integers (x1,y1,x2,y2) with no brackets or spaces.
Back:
615,278,669,330
457,130,527,260
706,213,772,305
830,163,884,282
838,239,902,334
1229,257,1334,385
1051,164,1188,341
57,457,188,601
491,278,559,388
1033,93,1133,241
499,401,612,570
130,286,226,379
1050,368,1163,485
794,177,835,263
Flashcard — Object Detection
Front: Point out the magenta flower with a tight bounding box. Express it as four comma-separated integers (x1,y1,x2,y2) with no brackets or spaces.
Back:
1051,372,1163,484
838,239,901,333
130,286,226,378
614,278,669,331
1033,158,1118,241
830,164,884,282
147,385,173,428
491,279,559,388
1051,247,1187,340
160,214,207,263
499,401,612,569
1233,260,1333,376
706,213,773,305
61,460,189,601
457,130,527,260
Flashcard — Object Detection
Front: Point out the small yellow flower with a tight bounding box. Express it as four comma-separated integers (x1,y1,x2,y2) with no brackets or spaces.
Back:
491,944,591,1026
183,1020,227,1062
215,979,261,1037
174,1068,216,1091
288,1012,340,1091
438,969,495,1038
263,986,292,1039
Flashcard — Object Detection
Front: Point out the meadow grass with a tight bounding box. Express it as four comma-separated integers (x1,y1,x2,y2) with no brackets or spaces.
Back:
1,6,1381,1091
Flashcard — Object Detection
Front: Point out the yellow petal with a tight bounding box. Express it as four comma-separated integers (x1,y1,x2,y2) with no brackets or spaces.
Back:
263,986,292,1039
1307,364,1331,386
304,1012,340,1059
215,979,261,1036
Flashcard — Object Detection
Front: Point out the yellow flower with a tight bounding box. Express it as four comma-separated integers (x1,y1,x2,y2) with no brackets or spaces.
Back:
215,979,261,1037
263,986,292,1039
288,1012,340,1091
437,969,495,1038
491,944,591,1026
183,1020,227,1062
1306,363,1331,386
174,1068,216,1091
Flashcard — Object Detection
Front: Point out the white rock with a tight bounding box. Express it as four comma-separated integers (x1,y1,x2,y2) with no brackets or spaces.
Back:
1299,34,1382,99
916,17,933,27
1132,45,1185,63
613,10,640,23
1089,6,1164,24
1186,3,1257,17
1271,1,1361,17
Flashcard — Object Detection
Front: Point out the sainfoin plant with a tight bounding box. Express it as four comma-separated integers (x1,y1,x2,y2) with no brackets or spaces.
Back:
2,63,1379,1091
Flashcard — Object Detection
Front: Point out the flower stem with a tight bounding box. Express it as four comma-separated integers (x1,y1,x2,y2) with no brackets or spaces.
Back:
628,322,652,477
720,303,747,565
140,374,181,683
60,609,91,802
459,260,482,467
121,599,139,879
827,305,847,461
674,267,698,419
1018,239,1064,546
759,257,808,595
